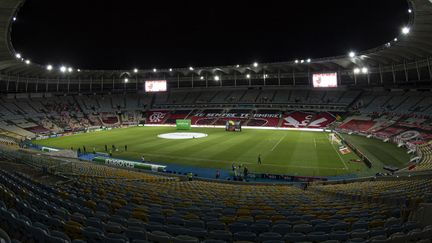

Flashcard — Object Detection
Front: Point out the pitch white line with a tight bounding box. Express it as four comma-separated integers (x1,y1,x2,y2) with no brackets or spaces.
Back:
271,133,287,151
330,142,349,170
314,138,317,148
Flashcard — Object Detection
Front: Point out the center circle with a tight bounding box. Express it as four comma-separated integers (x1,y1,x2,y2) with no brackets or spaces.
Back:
157,132,208,140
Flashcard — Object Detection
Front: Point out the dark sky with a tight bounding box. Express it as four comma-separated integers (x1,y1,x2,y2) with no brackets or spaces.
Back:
11,0,409,70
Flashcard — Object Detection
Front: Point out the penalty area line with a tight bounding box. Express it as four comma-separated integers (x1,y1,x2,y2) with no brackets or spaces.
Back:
271,133,288,151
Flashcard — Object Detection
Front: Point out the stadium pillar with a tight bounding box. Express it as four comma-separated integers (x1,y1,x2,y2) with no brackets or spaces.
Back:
354,72,357,85
177,74,180,88
415,60,420,83
68,76,70,93
6,74,9,92
234,72,237,87
56,77,60,92
35,76,39,93
379,65,383,84
90,76,93,92
191,74,194,88
427,57,432,80
392,64,396,84
25,77,28,93
112,76,115,90
206,73,208,88
136,76,138,91
15,74,19,92
78,77,81,92
45,77,48,92
220,75,222,87
263,70,266,86
404,61,409,82
292,69,296,86
278,69,281,86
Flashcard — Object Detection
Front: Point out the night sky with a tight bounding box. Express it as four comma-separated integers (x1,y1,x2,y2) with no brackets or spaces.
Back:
11,0,409,70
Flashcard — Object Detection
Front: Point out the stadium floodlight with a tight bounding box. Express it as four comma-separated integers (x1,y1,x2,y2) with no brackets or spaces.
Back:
153,68,157,72
353,68,361,74
25,59,30,64
77,69,81,72
394,38,398,42
46,65,53,71
349,51,356,58
68,67,73,73
124,78,129,83
200,76,204,80
236,64,240,68
301,60,304,63
264,74,268,78
13,17,16,21
361,67,368,74
295,60,299,64
307,58,311,63
15,53,21,59
60,66,66,73
214,75,220,81
408,9,412,13
133,68,138,73
169,68,173,72
246,74,251,79
189,66,194,71
402,27,410,35
253,62,258,67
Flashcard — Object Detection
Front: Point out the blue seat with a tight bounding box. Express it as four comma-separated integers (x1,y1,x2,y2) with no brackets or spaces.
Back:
228,222,248,233
125,226,147,242
283,232,306,242
271,224,291,235
259,232,282,241
233,231,256,241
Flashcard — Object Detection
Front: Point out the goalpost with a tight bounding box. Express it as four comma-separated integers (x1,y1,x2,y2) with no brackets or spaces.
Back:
329,133,341,145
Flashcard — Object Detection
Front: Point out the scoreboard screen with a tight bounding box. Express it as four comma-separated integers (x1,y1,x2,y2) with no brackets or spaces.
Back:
313,73,338,88
145,80,167,92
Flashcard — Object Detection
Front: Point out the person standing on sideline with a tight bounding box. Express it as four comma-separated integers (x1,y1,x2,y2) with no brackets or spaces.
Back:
215,170,220,179
109,149,112,157
125,145,128,152
258,154,262,165
83,145,86,153
105,144,107,152
141,155,145,162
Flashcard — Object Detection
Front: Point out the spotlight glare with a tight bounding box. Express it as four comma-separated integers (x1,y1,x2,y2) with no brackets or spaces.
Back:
15,53,21,59
408,9,412,13
301,60,304,63
25,59,30,64
214,75,220,81
295,60,299,64
236,64,240,68
394,38,398,42
353,68,360,74
246,74,251,79
361,67,368,74
13,17,16,21
133,68,138,73
349,51,356,58
200,76,204,80
77,69,81,72
307,58,311,63
402,27,410,35
253,62,258,67
189,66,194,71
46,65,53,71
153,68,157,72
67,67,73,73
60,66,67,73
169,68,173,72
124,78,129,83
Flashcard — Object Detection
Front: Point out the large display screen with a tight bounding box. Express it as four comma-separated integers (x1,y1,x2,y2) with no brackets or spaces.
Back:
145,80,167,92
312,73,338,88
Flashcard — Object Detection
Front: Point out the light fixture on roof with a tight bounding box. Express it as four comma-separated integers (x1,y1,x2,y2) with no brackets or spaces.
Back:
15,53,21,59
153,68,157,72
361,67,368,74
77,69,81,72
13,17,16,21
306,58,311,63
133,68,138,73
169,68,173,72
408,9,412,13
25,59,30,64
214,75,220,81
264,74,268,78
348,51,356,58
295,60,299,64
189,66,194,71
46,65,53,71
353,68,360,74
402,27,410,35
394,38,398,42
236,64,240,68
124,78,129,83
246,74,251,79
253,62,258,67
67,67,73,73
60,66,67,73
386,42,391,47
301,60,304,63
200,76,204,80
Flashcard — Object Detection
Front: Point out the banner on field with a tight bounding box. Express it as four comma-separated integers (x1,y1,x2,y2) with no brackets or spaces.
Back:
93,156,166,172
176,119,191,130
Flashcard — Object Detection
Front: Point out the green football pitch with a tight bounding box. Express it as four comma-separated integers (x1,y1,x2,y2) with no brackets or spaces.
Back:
33,126,410,177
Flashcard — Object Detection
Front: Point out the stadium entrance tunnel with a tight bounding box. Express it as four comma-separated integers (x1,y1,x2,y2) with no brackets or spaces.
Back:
157,132,208,140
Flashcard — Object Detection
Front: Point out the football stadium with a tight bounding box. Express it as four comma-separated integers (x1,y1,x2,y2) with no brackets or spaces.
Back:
1,0,432,242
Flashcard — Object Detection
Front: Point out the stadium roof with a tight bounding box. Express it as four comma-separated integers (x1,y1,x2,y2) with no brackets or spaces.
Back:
0,0,432,78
